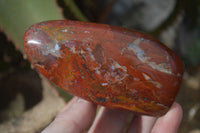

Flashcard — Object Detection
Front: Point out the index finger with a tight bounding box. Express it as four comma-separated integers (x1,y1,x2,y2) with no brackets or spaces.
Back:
42,97,97,133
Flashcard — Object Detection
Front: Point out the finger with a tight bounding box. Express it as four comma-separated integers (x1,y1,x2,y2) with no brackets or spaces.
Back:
42,98,97,133
59,96,78,113
127,114,157,133
151,102,183,133
88,107,131,133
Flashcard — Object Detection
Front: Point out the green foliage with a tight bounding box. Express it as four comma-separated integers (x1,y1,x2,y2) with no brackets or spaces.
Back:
56,86,73,101
64,0,88,21
186,39,200,65
0,0,63,52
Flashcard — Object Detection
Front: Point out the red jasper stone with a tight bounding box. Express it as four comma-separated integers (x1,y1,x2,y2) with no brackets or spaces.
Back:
24,20,184,116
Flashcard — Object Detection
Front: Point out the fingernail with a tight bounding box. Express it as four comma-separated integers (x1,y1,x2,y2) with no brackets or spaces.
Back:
77,98,88,103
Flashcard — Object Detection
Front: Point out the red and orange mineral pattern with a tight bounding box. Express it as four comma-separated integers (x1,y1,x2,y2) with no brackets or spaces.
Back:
24,20,184,116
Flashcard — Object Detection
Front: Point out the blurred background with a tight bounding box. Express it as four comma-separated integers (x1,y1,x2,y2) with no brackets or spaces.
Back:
0,0,199,132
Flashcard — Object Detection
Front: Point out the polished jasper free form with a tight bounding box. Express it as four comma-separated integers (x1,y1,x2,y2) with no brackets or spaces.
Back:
24,20,184,116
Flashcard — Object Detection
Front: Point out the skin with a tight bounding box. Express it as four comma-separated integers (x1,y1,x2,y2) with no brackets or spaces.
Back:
42,97,183,133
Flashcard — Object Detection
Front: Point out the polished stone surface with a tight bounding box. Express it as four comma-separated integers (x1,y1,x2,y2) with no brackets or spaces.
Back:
24,20,184,116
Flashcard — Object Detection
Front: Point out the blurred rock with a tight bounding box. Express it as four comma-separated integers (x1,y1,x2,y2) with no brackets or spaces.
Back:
188,104,200,121
0,94,25,122
105,0,176,31
0,76,66,133
190,129,200,133
186,76,200,90
176,67,200,133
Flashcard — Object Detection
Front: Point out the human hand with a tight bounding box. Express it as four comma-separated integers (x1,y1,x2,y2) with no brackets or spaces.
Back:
42,97,182,133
